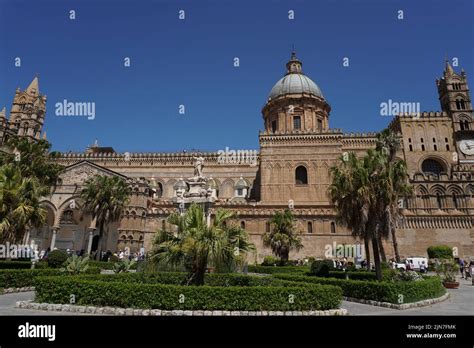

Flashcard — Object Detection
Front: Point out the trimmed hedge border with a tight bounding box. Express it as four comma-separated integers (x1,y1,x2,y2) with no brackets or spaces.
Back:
34,273,343,311
88,261,138,270
343,292,450,310
16,300,347,316
0,261,48,269
248,265,310,275
0,267,101,288
273,274,446,305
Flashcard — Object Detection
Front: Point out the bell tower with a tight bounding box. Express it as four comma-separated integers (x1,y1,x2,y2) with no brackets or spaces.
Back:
437,60,473,132
9,77,47,140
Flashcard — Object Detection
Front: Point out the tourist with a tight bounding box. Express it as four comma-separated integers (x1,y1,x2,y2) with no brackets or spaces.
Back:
420,261,426,274
464,263,472,280
459,259,465,279
119,250,125,260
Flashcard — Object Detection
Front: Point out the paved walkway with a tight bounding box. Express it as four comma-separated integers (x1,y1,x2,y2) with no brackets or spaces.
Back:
0,277,472,315
0,291,88,316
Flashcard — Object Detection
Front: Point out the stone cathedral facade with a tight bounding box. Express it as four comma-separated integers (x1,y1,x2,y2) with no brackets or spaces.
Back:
1,53,473,261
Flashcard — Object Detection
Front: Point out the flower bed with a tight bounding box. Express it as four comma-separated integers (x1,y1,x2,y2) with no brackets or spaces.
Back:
272,274,446,304
34,272,342,311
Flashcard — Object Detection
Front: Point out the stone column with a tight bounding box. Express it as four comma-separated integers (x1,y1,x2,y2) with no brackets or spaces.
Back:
87,229,95,255
206,211,211,227
50,227,58,250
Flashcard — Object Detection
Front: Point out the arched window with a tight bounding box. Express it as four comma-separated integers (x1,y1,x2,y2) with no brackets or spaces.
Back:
330,222,336,234
307,222,312,234
436,193,443,209
240,221,246,229
452,193,458,209
422,159,444,175
157,183,163,198
295,166,308,185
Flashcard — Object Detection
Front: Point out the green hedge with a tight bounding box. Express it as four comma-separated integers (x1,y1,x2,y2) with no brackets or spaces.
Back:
88,260,138,270
0,260,48,269
273,274,446,304
34,273,342,311
427,245,453,259
0,267,100,288
326,271,377,281
64,272,303,287
248,265,310,275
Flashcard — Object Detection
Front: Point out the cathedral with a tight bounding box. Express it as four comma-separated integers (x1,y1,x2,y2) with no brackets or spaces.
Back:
1,52,473,261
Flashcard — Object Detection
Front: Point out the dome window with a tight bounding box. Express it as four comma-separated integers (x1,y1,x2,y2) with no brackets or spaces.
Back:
293,116,301,130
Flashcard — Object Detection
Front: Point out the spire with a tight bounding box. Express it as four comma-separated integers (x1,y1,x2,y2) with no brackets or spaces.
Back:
42,131,47,140
26,76,39,96
444,58,454,76
0,107,6,119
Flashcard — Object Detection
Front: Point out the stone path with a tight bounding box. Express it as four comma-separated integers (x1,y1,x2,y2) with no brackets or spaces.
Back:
0,291,87,316
1,277,472,316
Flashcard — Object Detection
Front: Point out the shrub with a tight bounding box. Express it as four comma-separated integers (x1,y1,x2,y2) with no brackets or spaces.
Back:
113,259,136,273
261,256,278,266
0,267,100,288
47,250,68,268
248,265,310,275
435,259,458,283
34,273,342,311
310,260,334,277
0,260,49,269
273,274,445,304
0,261,33,269
326,271,376,281
60,255,90,275
427,245,453,259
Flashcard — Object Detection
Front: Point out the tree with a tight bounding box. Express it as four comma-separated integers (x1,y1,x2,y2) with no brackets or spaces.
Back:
262,209,303,265
151,203,255,285
80,175,130,259
0,165,47,243
329,139,412,280
376,129,412,263
0,136,62,188
329,152,374,271
0,136,63,244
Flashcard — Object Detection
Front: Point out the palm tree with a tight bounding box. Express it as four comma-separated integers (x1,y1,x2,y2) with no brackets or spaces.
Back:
80,175,130,259
329,152,373,271
0,136,63,188
0,165,47,243
376,129,412,263
262,209,303,265
151,203,255,285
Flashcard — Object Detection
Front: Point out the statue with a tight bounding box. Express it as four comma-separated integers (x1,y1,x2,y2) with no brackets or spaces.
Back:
193,156,204,178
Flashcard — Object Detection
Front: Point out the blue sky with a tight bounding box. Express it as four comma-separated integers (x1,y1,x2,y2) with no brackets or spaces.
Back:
0,0,473,153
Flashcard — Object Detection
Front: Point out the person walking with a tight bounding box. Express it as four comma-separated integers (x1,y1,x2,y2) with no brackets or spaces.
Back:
459,258,465,279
